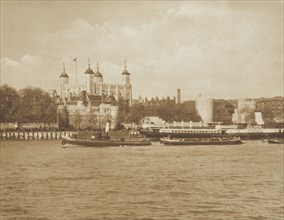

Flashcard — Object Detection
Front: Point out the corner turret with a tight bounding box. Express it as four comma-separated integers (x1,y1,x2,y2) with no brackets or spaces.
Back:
121,60,130,85
94,62,103,83
60,62,69,98
84,58,95,94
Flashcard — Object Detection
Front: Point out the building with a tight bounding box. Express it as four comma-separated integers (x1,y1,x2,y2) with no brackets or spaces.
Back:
84,60,132,105
66,92,118,130
60,60,132,104
58,59,132,129
58,91,118,130
136,96,176,106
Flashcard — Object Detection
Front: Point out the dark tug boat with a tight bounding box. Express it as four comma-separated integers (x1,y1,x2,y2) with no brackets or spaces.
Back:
62,136,151,147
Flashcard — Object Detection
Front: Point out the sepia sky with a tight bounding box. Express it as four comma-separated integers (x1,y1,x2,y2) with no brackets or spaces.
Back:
1,1,283,100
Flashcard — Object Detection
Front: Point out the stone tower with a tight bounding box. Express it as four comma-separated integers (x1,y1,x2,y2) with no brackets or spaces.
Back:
94,62,103,84
196,94,214,124
121,60,132,105
84,58,95,95
59,62,69,98
94,62,103,95
121,60,130,85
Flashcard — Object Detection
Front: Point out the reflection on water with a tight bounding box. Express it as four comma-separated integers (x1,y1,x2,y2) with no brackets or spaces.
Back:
1,140,283,219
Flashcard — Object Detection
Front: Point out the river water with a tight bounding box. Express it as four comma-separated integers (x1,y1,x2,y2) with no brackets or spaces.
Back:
1,140,283,220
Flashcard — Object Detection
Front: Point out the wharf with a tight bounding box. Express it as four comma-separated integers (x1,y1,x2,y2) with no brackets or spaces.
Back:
0,131,75,141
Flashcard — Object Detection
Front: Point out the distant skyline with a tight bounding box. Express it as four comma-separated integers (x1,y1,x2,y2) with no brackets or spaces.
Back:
1,1,283,100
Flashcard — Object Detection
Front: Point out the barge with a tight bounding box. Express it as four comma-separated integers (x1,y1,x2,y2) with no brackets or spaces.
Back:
160,137,242,145
140,127,284,140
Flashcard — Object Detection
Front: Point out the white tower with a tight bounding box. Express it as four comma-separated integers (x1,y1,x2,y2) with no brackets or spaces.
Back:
84,58,94,95
59,62,69,98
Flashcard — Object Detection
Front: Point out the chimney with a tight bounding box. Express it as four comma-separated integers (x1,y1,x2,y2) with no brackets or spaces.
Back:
176,88,181,104
82,90,87,106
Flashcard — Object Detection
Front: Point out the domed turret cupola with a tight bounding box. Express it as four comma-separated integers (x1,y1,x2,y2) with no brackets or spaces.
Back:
60,62,69,79
84,59,95,75
85,58,95,95
122,60,130,85
60,62,69,98
94,62,103,83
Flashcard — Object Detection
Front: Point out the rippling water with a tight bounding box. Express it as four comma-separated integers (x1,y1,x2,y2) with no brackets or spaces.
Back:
1,140,283,219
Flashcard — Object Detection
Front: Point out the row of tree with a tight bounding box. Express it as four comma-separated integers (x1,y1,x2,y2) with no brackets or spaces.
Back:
117,100,202,127
2,84,249,129
0,84,57,124
1,84,202,129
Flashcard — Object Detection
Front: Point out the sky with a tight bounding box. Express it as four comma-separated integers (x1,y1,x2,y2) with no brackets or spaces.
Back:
1,1,283,100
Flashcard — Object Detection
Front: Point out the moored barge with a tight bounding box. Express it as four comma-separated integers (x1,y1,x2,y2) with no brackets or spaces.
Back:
160,137,242,145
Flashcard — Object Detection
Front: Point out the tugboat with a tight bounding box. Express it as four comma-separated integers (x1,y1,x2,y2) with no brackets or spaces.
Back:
62,131,151,147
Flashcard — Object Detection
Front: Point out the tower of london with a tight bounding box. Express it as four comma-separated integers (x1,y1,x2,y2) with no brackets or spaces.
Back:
58,60,132,130
60,60,132,105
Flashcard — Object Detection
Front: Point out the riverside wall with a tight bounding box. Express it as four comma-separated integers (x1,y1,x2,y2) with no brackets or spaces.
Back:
0,131,75,141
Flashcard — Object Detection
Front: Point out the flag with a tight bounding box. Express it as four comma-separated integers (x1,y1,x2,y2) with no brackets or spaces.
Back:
73,58,77,62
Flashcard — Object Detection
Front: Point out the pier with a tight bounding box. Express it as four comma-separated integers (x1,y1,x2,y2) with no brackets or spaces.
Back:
0,131,75,141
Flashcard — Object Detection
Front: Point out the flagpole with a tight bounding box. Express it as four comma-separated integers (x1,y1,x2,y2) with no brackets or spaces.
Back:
76,58,78,87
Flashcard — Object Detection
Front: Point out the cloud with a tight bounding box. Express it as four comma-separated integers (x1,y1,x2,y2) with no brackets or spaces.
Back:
89,13,281,99
2,54,41,72
1,57,20,68
2,2,282,100
165,2,229,19
1,54,44,89
20,54,41,63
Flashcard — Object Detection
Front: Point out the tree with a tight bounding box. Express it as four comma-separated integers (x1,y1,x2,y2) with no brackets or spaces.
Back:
116,99,130,128
17,87,57,124
156,103,175,122
213,100,234,124
153,103,202,122
126,103,146,125
262,108,276,124
0,84,20,122
58,106,69,130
